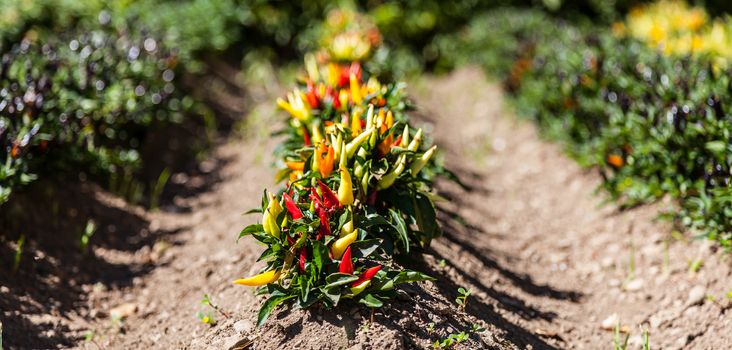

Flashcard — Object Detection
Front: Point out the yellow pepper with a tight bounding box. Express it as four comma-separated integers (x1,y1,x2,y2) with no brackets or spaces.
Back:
407,128,422,152
376,154,407,190
340,214,355,237
346,127,375,159
410,145,437,176
338,165,355,206
350,73,362,104
400,125,410,147
351,109,363,137
349,280,370,296
262,192,283,237
385,111,394,129
311,122,324,145
233,270,281,286
332,230,357,259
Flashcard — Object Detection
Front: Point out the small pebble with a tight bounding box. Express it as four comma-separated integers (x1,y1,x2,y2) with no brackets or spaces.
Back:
625,279,644,292
686,285,706,307
601,313,619,330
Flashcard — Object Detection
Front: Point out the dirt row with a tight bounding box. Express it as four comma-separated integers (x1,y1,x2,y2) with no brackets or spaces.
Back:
3,68,731,349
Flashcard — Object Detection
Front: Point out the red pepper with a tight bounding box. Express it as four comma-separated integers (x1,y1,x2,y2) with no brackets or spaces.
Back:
299,248,307,272
317,179,340,210
306,81,320,108
282,192,303,220
287,235,295,246
351,265,381,287
302,127,311,146
338,67,350,87
316,207,331,239
309,187,324,209
338,246,353,274
393,135,402,148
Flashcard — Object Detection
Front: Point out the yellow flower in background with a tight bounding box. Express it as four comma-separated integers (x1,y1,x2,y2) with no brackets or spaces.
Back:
320,8,381,63
623,0,732,66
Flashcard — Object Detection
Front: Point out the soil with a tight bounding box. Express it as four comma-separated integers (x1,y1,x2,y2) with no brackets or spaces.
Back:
2,67,732,349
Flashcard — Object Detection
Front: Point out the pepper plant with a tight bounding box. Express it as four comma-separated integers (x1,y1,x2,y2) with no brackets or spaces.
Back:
236,14,447,325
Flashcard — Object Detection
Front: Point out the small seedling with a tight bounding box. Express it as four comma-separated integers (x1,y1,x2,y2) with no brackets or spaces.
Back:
642,327,651,350
199,294,229,323
196,311,216,326
726,290,732,299
688,258,703,274
455,288,471,310
613,322,629,350
438,259,447,268
150,167,171,211
433,331,469,349
470,323,485,333
12,235,25,273
80,220,96,253
83,330,104,350
427,322,435,334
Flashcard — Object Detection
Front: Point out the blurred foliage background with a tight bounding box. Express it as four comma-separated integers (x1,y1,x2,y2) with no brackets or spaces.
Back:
3,0,732,246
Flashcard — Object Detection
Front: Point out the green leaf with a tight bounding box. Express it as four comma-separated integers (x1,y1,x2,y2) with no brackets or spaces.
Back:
320,286,341,306
705,141,726,154
324,273,359,289
243,208,263,215
360,213,390,227
358,294,383,308
257,294,295,327
388,209,410,253
312,240,329,275
413,192,439,243
349,239,382,258
239,224,264,241
393,270,434,284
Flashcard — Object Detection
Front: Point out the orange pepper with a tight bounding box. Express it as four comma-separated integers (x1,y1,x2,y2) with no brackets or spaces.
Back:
286,161,305,171
607,154,624,168
377,134,393,156
320,145,335,178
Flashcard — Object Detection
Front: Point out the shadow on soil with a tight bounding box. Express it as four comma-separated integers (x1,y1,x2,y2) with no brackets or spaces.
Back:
0,58,248,349
430,162,582,348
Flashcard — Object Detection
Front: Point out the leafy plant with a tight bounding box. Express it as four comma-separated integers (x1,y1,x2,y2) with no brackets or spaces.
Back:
433,331,469,349
447,5,732,248
432,323,484,349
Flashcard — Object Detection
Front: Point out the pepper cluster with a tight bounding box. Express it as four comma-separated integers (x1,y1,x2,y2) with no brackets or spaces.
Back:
236,12,446,326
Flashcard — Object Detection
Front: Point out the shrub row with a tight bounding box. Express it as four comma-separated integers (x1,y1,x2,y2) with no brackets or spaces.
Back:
236,11,448,325
0,0,334,205
447,4,732,247
0,21,189,204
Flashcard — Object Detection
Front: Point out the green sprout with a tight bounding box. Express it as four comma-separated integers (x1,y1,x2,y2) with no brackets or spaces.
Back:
80,220,96,253
12,235,25,273
150,167,171,211
455,287,472,310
